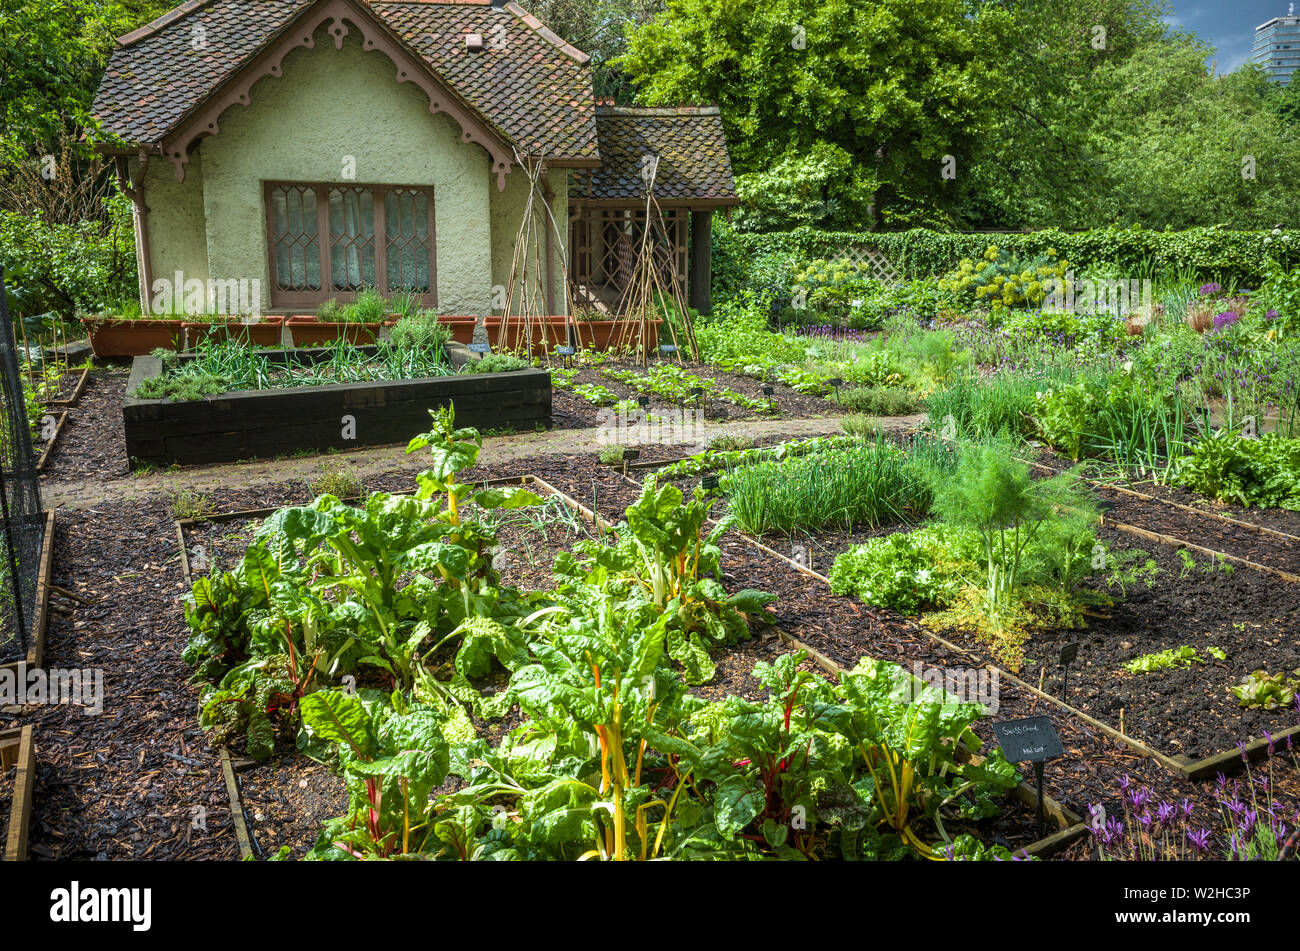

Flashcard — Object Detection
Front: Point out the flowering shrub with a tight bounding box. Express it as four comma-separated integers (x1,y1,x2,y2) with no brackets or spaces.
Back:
938,244,1069,309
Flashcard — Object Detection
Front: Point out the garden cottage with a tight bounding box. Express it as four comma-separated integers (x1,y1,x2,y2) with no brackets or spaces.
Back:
91,0,738,316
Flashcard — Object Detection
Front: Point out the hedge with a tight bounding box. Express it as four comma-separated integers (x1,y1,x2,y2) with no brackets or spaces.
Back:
713,222,1298,298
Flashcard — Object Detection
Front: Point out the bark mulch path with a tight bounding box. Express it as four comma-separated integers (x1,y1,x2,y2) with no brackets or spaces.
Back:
0,500,239,860
39,370,130,482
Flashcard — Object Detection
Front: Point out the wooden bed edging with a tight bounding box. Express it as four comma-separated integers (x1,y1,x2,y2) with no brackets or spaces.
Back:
39,365,91,408
34,410,68,473
220,749,255,861
1,725,36,861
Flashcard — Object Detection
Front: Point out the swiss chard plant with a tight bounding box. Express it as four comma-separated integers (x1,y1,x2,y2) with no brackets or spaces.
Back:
554,480,774,683
182,404,544,758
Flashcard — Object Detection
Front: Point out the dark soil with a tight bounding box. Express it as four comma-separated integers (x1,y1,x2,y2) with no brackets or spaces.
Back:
236,755,346,860
559,359,836,424
1031,445,1300,539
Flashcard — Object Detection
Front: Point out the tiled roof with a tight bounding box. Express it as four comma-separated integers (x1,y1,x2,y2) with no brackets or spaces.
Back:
570,106,738,204
377,1,597,159
91,0,599,160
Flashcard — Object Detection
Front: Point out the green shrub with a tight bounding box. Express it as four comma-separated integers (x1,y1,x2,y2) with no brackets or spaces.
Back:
471,352,529,374
0,194,137,319
712,223,1296,300
1173,431,1300,509
695,290,806,365
1255,256,1300,332
938,244,1068,309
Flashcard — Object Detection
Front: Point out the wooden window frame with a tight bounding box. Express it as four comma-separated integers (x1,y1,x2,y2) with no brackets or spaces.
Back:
264,180,437,309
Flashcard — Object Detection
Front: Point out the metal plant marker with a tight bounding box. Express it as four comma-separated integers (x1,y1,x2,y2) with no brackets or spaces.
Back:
993,716,1065,842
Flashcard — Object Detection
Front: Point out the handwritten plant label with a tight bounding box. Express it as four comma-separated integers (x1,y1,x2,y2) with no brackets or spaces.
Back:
992,716,1063,764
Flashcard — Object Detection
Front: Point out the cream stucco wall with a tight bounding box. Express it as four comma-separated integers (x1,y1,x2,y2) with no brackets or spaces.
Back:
150,23,501,314
490,167,569,316
134,151,210,311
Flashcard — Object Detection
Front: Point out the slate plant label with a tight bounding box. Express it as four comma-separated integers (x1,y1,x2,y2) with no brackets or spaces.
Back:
993,716,1064,763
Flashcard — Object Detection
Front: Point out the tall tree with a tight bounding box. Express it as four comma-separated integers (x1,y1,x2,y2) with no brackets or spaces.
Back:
529,0,664,102
618,0,1014,230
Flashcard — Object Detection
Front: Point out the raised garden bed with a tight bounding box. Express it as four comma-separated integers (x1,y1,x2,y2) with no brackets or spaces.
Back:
122,343,551,467
590,445,1300,774
172,473,1072,860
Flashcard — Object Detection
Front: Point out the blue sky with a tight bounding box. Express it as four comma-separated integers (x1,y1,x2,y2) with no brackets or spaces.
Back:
1166,0,1296,71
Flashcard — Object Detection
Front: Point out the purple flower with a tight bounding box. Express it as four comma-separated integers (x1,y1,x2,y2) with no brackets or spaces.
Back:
1212,311,1240,332
1156,801,1176,826
1187,828,1211,852
1200,283,1223,296
1265,309,1279,321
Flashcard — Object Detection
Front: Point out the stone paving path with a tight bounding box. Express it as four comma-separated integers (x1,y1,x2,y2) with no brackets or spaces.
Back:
44,412,925,511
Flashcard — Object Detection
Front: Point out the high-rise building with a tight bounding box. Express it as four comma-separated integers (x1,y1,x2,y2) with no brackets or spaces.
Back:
1252,5,1300,85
